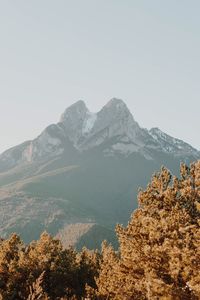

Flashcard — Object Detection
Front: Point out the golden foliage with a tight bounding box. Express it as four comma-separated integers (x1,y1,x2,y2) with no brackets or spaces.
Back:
27,271,49,300
1,161,200,299
0,231,100,299
95,161,200,299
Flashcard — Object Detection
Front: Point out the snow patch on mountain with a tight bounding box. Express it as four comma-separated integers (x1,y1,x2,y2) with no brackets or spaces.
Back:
0,99,199,173
82,112,97,134
149,127,199,157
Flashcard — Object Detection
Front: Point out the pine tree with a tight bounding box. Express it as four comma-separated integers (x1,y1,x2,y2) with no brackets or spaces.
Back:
95,162,200,299
0,231,101,299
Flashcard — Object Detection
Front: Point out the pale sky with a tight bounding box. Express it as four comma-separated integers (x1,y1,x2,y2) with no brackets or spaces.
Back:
0,0,200,154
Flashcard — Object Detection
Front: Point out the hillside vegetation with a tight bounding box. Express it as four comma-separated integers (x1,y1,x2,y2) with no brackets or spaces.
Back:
0,161,200,299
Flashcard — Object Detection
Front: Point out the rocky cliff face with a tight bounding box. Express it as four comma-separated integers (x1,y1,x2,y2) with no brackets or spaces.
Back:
1,98,198,172
59,98,143,151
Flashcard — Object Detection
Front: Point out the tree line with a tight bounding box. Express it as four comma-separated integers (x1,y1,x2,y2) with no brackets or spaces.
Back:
0,161,200,299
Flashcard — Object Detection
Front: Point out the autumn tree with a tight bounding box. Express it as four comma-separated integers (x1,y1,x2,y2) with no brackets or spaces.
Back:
0,233,24,299
95,161,200,299
0,232,100,299
1,161,200,299
76,247,100,297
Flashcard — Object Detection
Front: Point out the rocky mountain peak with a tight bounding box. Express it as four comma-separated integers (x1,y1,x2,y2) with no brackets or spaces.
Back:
104,98,127,109
149,127,199,157
60,100,88,123
100,98,132,119
95,98,136,129
58,98,139,150
0,99,199,173
75,98,143,151
59,100,89,146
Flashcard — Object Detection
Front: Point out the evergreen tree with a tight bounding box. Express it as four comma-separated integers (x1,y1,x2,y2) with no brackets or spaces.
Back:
95,162,200,299
0,232,100,299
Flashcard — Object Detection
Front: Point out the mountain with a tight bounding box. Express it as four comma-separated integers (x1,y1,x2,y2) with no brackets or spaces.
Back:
0,98,199,249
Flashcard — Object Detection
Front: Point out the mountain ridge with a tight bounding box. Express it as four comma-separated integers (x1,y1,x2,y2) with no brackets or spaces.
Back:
0,98,199,172
0,98,199,248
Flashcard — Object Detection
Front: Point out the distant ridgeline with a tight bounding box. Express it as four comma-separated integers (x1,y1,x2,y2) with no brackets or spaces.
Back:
0,98,199,248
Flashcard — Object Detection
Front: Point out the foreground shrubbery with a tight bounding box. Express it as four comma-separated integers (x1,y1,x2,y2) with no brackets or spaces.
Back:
1,162,200,299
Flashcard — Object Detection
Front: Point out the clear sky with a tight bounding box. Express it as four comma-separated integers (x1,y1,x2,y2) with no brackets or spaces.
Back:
0,0,199,154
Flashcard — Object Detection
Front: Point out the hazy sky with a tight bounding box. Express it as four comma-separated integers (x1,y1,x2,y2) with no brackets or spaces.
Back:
0,0,200,153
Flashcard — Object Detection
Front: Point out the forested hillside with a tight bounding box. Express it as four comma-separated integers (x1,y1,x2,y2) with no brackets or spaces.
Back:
0,161,200,299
